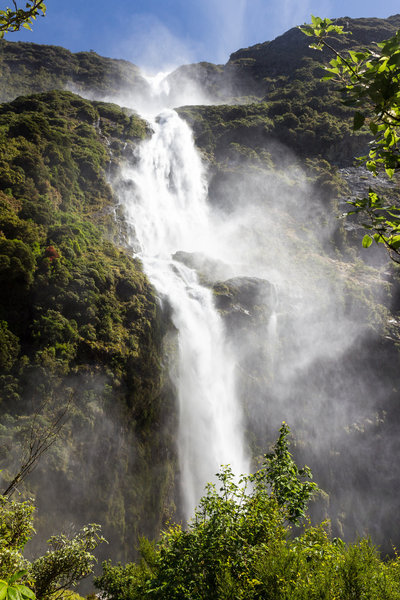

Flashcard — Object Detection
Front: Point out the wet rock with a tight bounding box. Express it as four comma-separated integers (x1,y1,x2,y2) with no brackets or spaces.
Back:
213,276,275,330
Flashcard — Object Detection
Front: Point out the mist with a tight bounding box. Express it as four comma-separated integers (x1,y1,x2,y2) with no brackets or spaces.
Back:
95,64,400,550
202,161,396,546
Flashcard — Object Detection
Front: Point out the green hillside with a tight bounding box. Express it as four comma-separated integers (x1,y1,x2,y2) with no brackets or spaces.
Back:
0,90,176,560
0,40,150,103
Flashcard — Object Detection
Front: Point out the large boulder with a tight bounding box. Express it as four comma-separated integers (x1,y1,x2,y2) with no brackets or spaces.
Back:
213,276,275,331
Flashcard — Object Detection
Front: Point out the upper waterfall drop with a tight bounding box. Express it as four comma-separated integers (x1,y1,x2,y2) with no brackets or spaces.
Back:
116,108,250,520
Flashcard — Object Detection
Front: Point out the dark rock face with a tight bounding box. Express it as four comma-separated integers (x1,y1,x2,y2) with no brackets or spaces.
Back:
213,276,275,331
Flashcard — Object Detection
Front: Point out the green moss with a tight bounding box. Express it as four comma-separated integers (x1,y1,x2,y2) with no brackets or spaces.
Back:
0,90,175,563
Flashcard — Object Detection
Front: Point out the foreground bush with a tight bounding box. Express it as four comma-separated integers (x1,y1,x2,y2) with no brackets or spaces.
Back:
95,423,400,600
0,494,105,600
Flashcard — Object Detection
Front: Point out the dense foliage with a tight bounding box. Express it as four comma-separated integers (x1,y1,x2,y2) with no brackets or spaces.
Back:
0,89,154,412
0,40,150,103
95,425,400,600
0,90,176,560
0,493,104,600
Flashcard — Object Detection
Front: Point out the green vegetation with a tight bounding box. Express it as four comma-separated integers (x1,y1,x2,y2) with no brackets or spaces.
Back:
0,572,35,600
95,424,400,600
0,41,149,103
0,89,154,405
301,16,400,263
176,16,400,224
0,493,104,600
0,89,176,561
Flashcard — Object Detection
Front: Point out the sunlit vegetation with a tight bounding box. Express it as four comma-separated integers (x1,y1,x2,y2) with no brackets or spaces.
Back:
0,90,175,560
0,493,104,600
95,425,400,600
0,40,149,102
0,89,154,404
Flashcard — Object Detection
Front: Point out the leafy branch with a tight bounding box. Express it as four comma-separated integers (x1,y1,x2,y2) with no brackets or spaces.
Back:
0,1,46,38
300,16,400,262
31,525,106,600
0,570,35,600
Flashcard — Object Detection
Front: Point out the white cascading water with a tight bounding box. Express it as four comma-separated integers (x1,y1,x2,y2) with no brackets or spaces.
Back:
118,109,249,519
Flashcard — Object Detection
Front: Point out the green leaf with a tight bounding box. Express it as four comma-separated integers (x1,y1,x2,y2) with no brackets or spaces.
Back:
16,587,35,600
388,52,400,67
8,572,27,585
326,66,340,75
378,58,389,73
309,43,323,51
7,587,22,600
0,584,8,600
390,236,400,249
362,234,373,248
369,122,378,135
299,26,314,37
353,111,365,131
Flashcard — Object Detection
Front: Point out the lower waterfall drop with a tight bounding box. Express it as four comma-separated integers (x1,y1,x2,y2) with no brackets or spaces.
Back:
117,109,249,520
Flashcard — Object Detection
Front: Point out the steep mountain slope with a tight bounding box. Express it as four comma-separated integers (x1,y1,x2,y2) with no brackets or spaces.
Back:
0,90,176,560
166,14,400,101
0,41,150,103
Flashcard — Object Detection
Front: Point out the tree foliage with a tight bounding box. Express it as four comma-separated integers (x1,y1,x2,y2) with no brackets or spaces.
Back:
0,1,46,38
0,571,36,600
253,421,318,524
95,424,317,599
0,494,105,600
300,16,400,262
95,423,400,599
2,399,70,498
31,525,106,600
0,497,34,579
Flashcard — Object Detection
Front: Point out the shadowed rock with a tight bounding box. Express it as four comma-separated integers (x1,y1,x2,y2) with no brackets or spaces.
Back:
213,276,275,330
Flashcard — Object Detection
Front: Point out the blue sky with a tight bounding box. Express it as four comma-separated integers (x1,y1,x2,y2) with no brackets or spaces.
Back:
6,0,400,72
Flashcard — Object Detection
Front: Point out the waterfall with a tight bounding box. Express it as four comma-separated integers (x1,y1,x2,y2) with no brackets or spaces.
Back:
117,109,249,519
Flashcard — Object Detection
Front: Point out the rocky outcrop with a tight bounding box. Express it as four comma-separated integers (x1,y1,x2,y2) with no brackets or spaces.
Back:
213,276,275,332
